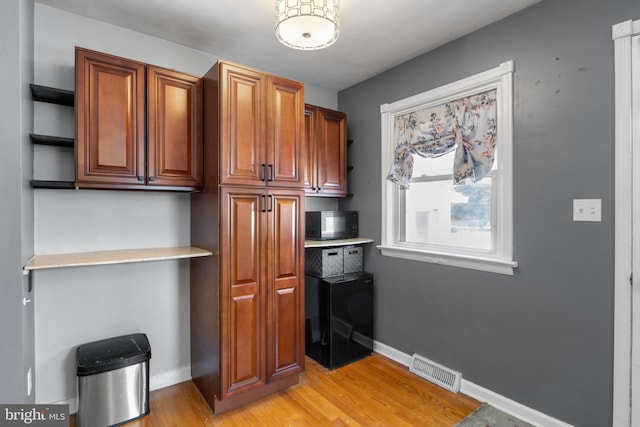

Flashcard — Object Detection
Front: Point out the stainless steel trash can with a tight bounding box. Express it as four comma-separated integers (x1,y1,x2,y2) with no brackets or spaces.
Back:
76,333,151,427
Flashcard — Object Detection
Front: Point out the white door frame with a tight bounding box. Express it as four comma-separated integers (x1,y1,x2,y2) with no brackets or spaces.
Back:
613,18,640,427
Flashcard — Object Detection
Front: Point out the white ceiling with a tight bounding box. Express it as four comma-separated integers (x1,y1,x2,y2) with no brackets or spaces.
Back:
34,0,541,91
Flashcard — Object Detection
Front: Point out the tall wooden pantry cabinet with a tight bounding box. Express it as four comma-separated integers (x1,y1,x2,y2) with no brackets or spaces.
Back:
190,60,305,414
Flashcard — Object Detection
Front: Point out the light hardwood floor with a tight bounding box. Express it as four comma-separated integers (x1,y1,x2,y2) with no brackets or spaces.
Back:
71,354,480,426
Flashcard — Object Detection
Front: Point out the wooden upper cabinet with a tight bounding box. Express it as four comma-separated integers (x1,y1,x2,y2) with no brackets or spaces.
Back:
147,66,203,188
318,108,347,195
75,47,203,191
304,104,347,197
267,76,304,187
218,61,304,188
219,63,266,186
76,48,146,186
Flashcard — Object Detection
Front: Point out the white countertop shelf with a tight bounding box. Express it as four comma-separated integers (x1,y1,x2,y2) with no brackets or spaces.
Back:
304,237,375,248
24,246,213,271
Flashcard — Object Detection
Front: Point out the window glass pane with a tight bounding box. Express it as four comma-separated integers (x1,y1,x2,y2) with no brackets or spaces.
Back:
412,150,456,178
402,177,492,251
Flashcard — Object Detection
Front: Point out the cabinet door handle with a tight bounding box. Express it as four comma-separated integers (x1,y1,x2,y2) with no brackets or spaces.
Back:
149,176,156,182
267,194,273,212
261,163,267,182
137,176,144,182
268,164,274,182
261,194,266,212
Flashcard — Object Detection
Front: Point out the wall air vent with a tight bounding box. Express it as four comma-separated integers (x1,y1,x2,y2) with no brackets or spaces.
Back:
409,353,462,393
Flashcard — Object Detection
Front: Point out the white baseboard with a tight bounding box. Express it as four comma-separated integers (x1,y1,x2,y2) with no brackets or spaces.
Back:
373,340,573,427
150,364,191,391
373,340,413,366
54,365,192,415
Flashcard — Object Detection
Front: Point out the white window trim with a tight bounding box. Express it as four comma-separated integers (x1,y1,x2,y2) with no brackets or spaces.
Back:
379,60,517,275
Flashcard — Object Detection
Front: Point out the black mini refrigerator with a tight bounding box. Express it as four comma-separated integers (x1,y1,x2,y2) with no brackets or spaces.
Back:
305,272,374,369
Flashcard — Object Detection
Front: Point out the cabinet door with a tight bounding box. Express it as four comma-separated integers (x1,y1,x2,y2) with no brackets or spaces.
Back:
267,76,304,187
76,48,146,185
147,66,203,189
266,189,305,381
219,63,266,186
220,187,267,398
303,107,317,192
316,107,347,196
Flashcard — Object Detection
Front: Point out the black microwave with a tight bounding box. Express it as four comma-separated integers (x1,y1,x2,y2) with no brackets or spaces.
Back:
306,211,358,240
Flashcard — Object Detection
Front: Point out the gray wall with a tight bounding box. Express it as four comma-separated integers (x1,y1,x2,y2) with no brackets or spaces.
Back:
338,0,639,425
0,0,35,404
31,5,212,406
18,4,337,410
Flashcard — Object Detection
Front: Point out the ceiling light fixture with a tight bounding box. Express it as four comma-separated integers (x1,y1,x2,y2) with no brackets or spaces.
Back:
275,0,339,50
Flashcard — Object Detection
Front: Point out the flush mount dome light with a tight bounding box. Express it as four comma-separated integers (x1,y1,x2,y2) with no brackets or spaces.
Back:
276,0,339,50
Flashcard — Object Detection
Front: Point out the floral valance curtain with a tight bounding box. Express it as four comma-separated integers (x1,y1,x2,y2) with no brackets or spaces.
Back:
386,89,497,189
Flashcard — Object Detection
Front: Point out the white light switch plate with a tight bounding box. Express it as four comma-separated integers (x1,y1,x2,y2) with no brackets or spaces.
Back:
573,199,601,222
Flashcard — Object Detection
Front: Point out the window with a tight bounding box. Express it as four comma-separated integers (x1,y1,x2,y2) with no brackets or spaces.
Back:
379,61,517,275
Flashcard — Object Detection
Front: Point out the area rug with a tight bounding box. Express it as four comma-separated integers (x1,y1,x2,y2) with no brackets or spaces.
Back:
454,403,536,427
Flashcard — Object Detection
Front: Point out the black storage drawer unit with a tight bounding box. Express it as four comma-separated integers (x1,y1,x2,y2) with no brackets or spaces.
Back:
304,272,374,369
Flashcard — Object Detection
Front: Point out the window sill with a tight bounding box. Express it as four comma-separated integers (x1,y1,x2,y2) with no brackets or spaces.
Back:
377,245,518,275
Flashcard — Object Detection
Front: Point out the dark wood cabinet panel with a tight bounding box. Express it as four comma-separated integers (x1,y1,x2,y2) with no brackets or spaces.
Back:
267,77,304,187
267,190,305,380
219,188,265,398
76,48,146,185
318,108,347,195
228,284,263,392
304,105,347,197
219,63,265,186
147,66,203,188
75,47,203,191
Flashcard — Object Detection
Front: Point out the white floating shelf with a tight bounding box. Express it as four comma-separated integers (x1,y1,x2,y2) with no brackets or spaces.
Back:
24,246,214,271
